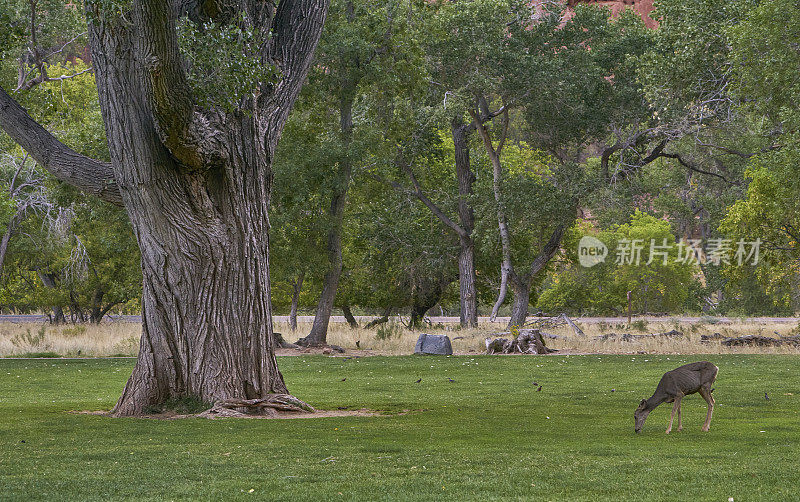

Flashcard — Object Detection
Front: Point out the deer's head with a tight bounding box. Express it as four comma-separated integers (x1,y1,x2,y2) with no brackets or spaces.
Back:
634,399,651,433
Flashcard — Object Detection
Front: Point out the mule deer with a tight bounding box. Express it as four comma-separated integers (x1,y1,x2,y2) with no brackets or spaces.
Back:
634,361,718,434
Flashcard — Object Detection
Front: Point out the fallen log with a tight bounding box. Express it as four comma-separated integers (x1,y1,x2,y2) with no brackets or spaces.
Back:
594,330,684,342
720,335,800,347
485,329,557,355
561,314,586,338
700,332,727,344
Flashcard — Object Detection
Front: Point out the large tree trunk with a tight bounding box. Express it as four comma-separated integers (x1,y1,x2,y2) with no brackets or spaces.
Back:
0,0,327,416
1,0,327,416
452,118,479,328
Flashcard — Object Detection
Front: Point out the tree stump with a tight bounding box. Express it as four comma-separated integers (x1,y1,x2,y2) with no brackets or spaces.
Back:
485,329,556,354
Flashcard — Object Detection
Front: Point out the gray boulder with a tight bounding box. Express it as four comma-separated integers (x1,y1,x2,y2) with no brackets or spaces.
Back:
414,333,453,355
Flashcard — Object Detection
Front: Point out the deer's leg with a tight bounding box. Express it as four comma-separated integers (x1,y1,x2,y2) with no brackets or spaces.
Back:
666,397,681,434
699,387,714,432
677,399,683,432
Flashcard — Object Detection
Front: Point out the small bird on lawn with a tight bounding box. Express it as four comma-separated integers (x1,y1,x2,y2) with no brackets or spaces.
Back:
537,385,542,392
448,378,455,383
611,388,616,393
532,381,538,386
340,378,347,382
415,378,422,383
765,392,770,401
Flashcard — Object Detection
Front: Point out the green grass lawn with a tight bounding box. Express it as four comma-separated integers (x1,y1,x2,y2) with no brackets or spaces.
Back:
1,354,799,501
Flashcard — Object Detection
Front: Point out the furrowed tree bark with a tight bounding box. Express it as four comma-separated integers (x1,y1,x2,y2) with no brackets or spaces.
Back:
0,86,122,206
1,0,330,416
507,278,530,328
452,117,479,328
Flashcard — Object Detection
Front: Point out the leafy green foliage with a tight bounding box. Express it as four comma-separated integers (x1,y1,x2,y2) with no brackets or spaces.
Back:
177,13,279,113
538,212,698,315
728,0,800,129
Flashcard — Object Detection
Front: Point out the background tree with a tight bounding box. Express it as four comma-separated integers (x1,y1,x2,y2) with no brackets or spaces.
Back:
275,0,424,345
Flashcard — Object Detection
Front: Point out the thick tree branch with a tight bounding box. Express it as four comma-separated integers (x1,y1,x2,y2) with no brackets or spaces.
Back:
266,0,330,115
660,150,738,185
0,86,122,205
135,0,225,170
527,224,566,281
372,167,469,240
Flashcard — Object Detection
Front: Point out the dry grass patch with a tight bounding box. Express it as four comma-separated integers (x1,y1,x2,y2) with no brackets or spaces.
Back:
278,319,800,355
2,317,799,357
0,322,140,357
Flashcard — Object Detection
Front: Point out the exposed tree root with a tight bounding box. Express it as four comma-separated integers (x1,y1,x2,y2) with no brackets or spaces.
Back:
294,336,346,352
196,394,316,419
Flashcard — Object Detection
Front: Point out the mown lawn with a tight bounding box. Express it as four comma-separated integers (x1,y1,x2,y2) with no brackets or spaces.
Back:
1,354,798,501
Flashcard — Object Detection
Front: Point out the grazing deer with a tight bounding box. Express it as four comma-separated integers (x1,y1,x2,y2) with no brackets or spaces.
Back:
634,361,718,434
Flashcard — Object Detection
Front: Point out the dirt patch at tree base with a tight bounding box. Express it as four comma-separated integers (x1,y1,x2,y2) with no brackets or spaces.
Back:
71,408,386,420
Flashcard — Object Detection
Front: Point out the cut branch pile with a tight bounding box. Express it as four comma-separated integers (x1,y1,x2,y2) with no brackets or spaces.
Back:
594,330,684,342
485,329,557,354
197,394,316,419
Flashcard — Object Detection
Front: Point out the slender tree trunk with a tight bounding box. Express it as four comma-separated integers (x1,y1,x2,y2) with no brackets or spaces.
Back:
37,271,65,324
452,118,478,328
0,217,15,277
507,277,530,329
391,118,477,329
342,304,358,328
302,86,355,346
472,106,567,330
89,287,105,323
289,271,304,332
